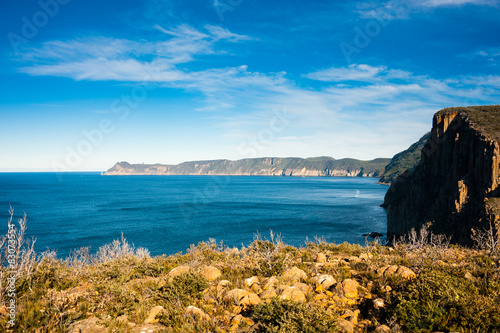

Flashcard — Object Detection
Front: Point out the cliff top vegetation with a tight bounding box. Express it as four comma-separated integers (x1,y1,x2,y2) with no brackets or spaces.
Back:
1,212,500,332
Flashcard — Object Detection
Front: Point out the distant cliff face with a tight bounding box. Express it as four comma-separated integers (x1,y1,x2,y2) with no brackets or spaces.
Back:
105,157,390,178
378,132,431,185
383,105,500,245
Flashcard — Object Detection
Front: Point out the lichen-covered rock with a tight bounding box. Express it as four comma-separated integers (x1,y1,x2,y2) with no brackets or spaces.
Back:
67,317,106,333
200,266,221,281
144,305,165,324
166,265,191,280
314,274,337,290
377,265,416,280
281,267,307,282
279,286,307,302
338,318,354,333
185,306,210,322
259,289,278,299
341,279,359,299
316,252,327,263
225,289,261,308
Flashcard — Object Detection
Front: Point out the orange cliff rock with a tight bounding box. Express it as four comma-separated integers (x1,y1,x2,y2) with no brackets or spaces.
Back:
382,105,500,245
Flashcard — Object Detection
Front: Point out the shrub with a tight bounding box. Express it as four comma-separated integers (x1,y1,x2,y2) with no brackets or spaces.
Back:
387,267,500,332
252,298,338,333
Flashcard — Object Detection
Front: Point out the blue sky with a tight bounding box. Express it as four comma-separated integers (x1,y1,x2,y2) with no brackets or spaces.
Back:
1,0,499,171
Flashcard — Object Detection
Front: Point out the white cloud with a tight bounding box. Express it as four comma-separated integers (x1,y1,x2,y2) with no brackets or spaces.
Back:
419,0,499,7
305,64,386,82
15,24,500,160
358,0,499,21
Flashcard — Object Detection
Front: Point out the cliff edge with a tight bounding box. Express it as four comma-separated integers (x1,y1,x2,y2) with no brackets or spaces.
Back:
382,105,500,245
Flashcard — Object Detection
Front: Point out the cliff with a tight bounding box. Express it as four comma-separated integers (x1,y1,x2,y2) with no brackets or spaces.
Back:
378,132,431,185
382,105,500,245
105,157,390,177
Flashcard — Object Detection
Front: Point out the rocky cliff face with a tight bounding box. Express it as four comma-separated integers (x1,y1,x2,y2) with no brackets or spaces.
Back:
105,157,390,177
383,105,500,245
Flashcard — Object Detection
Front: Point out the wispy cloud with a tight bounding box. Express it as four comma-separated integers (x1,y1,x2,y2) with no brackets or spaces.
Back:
419,0,499,7
14,24,500,159
358,0,499,21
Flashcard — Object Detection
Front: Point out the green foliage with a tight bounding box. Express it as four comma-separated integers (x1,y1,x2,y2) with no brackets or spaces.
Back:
252,298,338,333
157,272,208,306
387,266,500,332
378,132,430,184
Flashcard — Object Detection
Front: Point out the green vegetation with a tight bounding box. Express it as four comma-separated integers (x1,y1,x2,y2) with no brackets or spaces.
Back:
106,156,391,177
437,105,500,141
1,214,500,332
378,132,430,184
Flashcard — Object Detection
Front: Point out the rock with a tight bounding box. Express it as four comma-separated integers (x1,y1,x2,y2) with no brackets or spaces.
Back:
314,274,337,290
67,317,106,333
263,276,278,290
185,306,210,322
259,289,278,299
362,232,384,238
200,266,221,281
359,252,372,260
231,314,255,327
373,298,385,309
131,323,167,333
166,266,191,280
341,279,360,299
217,280,232,298
374,324,391,333
245,276,260,288
291,282,311,294
465,271,476,281
225,289,261,308
316,252,327,263
281,267,307,282
144,306,165,324
245,276,262,293
382,106,500,246
377,265,416,280
337,318,354,333
341,309,358,324
279,286,307,303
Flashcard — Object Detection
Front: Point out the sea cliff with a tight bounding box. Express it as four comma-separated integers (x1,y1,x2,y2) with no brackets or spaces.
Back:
105,157,390,177
383,105,500,245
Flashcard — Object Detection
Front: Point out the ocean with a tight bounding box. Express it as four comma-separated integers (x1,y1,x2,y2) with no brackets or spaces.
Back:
0,173,388,257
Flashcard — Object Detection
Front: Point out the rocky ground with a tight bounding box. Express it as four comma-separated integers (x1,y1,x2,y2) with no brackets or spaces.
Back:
1,231,500,332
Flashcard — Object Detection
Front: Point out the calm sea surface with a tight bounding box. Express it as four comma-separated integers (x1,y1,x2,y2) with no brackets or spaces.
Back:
0,173,388,257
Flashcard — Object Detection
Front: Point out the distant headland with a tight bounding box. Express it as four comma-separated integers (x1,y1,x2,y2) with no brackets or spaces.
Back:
104,157,391,177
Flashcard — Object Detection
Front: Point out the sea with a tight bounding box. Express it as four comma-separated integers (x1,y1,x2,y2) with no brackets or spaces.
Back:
0,173,388,257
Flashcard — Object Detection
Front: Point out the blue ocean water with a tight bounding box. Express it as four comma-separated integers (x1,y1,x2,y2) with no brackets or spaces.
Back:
0,173,388,257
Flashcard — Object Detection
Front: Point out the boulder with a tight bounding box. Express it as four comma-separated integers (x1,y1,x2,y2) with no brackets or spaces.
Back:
225,289,261,308
67,318,106,333
259,289,278,299
144,305,165,324
166,266,191,280
316,252,327,263
341,279,359,299
185,306,210,322
314,274,336,290
338,318,354,333
279,286,307,303
281,267,307,282
377,265,416,280
200,266,221,281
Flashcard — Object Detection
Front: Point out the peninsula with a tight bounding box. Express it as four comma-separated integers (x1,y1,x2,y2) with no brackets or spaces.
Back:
105,157,391,177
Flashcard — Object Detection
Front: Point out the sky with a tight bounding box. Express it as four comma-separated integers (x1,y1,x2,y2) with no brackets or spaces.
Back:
0,0,499,171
